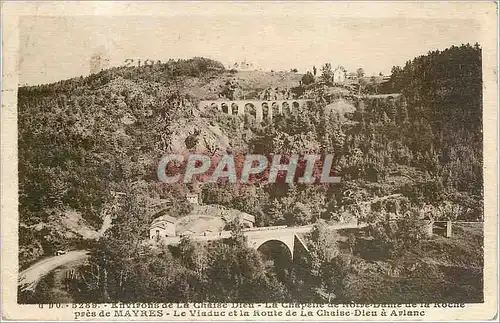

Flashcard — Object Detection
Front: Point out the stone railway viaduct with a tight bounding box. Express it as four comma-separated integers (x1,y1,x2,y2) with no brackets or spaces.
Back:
199,99,313,122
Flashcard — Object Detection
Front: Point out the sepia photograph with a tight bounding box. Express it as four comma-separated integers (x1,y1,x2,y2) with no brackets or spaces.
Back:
1,1,498,321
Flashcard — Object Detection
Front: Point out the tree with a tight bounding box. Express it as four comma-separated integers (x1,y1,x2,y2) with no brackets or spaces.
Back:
286,202,312,225
301,72,315,85
301,221,351,301
356,68,365,79
369,76,379,94
321,63,333,82
205,238,289,302
306,222,338,276
313,65,317,76
358,77,368,95
178,236,208,274
347,233,357,254
268,198,286,226
369,209,427,259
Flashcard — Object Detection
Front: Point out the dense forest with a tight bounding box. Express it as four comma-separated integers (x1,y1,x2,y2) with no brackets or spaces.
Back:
387,44,482,195
19,45,483,303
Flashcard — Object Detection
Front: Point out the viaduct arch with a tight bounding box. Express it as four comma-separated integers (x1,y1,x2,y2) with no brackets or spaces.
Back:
199,100,313,122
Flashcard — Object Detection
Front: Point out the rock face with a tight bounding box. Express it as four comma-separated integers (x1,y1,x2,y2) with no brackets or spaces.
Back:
168,117,232,155
325,98,356,122
120,113,136,125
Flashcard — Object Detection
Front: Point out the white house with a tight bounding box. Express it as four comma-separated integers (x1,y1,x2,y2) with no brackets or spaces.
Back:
225,212,256,228
150,214,177,240
89,50,110,75
333,66,347,84
187,193,200,205
238,213,255,228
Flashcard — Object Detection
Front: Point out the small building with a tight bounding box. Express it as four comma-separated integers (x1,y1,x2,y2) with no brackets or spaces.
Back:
237,213,255,228
89,50,110,75
187,193,199,205
150,214,176,240
346,72,358,81
333,66,347,84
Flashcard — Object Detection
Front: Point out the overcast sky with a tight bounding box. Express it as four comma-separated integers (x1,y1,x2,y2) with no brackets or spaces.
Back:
19,15,480,85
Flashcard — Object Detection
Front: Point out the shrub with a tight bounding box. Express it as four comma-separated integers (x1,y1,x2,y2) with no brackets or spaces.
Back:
301,72,315,85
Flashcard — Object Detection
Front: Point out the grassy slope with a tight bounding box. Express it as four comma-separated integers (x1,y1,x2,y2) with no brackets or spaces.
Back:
174,204,255,233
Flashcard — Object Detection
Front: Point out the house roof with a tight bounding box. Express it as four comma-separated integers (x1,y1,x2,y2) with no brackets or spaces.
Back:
333,66,347,73
150,223,167,230
152,207,176,220
152,214,177,224
238,213,255,223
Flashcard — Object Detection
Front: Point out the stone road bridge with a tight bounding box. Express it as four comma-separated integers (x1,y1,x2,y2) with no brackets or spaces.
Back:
162,223,364,259
19,223,363,292
198,99,313,122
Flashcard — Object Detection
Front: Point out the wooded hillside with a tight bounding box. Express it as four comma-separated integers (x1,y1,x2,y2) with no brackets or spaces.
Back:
18,45,483,303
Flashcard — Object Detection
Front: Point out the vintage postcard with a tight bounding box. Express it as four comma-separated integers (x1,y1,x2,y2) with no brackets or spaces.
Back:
1,1,498,321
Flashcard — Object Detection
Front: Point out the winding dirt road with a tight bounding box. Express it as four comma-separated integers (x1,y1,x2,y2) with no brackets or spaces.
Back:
18,211,113,292
18,250,90,292
18,211,369,293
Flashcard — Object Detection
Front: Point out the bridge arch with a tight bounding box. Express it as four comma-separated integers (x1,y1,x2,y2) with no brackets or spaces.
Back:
272,102,280,117
292,101,300,115
256,239,293,261
231,103,239,115
261,102,270,120
245,103,256,119
282,101,291,116
199,100,312,121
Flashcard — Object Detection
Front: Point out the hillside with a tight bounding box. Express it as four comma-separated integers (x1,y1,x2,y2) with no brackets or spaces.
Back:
16,59,313,265
331,223,483,303
18,46,484,303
